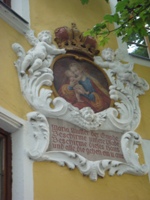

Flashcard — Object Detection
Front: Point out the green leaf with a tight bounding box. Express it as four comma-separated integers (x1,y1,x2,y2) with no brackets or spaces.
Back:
113,13,119,23
80,0,89,5
93,22,107,30
104,14,115,23
139,28,148,36
83,29,93,36
99,37,110,46
122,35,129,42
126,28,133,36
101,30,109,36
129,0,143,6
116,0,129,12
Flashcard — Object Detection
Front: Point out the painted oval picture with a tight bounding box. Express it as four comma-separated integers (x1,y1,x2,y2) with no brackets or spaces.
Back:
52,54,112,113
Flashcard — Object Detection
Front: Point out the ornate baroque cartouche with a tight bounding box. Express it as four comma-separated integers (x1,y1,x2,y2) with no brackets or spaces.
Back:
12,26,149,180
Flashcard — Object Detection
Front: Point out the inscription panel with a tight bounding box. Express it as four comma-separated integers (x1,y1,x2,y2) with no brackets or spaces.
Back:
48,119,125,162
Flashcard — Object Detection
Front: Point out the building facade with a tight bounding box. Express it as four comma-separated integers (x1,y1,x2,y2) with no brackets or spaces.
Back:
0,0,150,199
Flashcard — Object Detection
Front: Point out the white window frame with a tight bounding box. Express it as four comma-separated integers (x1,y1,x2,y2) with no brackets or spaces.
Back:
109,0,150,67
0,0,30,34
11,0,30,23
0,107,33,200
142,139,150,181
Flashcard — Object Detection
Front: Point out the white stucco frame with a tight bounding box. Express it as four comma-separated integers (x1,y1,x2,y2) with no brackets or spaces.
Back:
0,107,33,200
11,29,150,180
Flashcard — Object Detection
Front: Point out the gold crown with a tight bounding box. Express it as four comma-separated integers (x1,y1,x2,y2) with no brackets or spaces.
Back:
54,23,100,58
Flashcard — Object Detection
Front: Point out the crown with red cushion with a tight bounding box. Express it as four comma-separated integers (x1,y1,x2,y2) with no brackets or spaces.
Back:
54,23,100,57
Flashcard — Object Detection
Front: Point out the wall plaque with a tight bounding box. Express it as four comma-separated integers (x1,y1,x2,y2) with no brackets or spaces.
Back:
12,24,149,180
48,118,124,162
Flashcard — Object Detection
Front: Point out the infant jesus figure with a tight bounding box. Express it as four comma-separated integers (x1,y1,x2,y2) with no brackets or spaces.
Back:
65,69,89,102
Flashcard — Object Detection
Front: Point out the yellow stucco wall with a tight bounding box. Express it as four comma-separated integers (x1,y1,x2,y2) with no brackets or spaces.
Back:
0,19,33,118
134,65,150,139
0,0,150,199
34,162,150,200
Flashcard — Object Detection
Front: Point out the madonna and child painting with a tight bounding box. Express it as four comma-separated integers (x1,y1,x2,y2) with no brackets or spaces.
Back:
53,56,111,113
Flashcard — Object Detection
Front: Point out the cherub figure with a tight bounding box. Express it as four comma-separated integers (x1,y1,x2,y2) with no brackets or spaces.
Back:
20,30,66,75
94,48,132,69
65,69,89,102
94,48,134,81
80,107,95,122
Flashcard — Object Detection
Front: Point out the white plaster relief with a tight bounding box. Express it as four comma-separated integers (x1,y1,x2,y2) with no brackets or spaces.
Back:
12,29,149,180
12,34,149,132
26,111,149,181
12,30,68,117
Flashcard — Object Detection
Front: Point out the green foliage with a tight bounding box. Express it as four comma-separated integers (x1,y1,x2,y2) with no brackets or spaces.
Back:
80,0,89,5
127,32,150,59
80,0,109,4
81,0,150,46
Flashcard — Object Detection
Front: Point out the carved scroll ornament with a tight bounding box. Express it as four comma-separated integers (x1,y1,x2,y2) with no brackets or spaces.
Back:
26,111,149,181
12,25,149,180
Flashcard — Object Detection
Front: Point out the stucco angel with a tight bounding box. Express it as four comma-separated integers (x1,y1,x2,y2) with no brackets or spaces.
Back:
94,48,134,82
20,30,66,75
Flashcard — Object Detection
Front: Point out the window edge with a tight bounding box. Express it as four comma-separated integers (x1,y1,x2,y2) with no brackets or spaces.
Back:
0,107,34,200
0,1,30,34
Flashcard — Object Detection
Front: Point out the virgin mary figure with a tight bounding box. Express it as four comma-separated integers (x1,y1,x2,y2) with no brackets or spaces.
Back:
58,62,111,113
